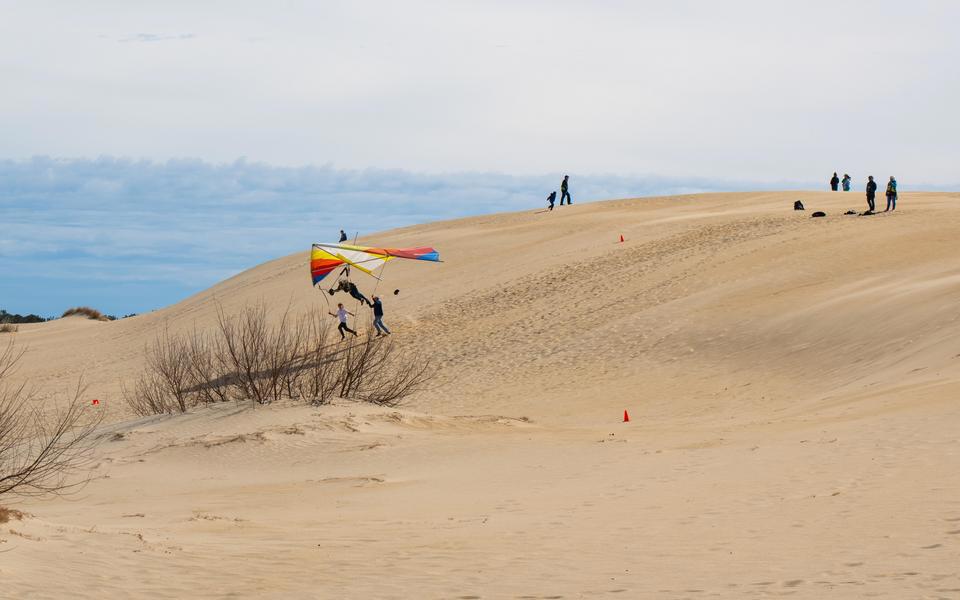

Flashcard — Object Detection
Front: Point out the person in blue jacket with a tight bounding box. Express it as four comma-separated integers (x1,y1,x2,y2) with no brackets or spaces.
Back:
370,296,391,336
885,176,898,211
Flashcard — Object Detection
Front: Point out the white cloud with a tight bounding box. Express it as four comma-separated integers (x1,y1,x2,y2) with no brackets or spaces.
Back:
119,33,195,43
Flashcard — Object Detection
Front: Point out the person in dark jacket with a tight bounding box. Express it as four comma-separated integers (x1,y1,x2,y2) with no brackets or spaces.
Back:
865,176,877,212
885,176,898,211
547,191,557,211
830,172,840,191
559,175,571,205
339,229,348,243
329,278,372,306
370,296,391,336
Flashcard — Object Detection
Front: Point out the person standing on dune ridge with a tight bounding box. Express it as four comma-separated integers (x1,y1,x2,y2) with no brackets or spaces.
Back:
842,174,851,191
559,175,572,205
865,176,877,213
339,229,348,243
830,172,840,191
885,176,898,211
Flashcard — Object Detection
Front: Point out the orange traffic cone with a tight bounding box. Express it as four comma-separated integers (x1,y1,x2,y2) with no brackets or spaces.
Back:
623,409,630,422
92,399,100,406
619,234,625,243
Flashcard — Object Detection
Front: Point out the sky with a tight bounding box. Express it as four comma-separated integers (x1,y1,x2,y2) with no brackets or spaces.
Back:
2,1,959,316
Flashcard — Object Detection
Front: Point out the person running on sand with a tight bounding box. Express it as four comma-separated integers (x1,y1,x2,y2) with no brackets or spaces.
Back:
547,191,557,211
830,172,840,191
330,303,358,340
841,174,851,191
559,175,572,205
371,296,391,336
329,278,372,306
885,176,898,211
865,176,877,212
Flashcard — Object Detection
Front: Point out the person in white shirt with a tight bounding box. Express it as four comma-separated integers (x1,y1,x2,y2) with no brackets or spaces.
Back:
329,303,358,340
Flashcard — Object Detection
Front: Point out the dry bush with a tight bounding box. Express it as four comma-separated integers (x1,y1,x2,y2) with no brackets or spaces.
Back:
216,303,306,405
347,337,434,407
147,325,194,412
123,328,212,415
0,324,17,334
121,371,176,415
122,303,433,415
61,306,109,321
290,312,339,404
0,505,25,523
0,339,102,500
184,328,234,405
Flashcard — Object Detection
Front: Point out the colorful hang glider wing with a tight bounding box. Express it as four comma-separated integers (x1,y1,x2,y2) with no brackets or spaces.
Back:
310,243,440,285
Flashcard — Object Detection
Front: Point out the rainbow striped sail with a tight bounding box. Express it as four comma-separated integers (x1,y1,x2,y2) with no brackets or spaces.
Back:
310,243,440,285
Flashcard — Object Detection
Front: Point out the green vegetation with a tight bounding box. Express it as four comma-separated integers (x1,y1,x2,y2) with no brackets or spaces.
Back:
0,309,46,324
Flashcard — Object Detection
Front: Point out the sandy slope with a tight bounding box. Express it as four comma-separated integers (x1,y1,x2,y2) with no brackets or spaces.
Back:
4,191,960,598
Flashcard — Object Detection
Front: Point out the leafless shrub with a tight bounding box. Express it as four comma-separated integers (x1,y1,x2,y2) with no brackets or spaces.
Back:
0,339,25,386
291,312,339,405
122,303,433,415
184,328,234,405
350,338,434,407
121,371,177,416
216,303,269,405
0,338,102,500
61,306,109,321
0,324,17,334
147,325,193,412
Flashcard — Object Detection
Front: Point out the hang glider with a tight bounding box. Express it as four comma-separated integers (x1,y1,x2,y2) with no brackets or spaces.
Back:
310,243,440,285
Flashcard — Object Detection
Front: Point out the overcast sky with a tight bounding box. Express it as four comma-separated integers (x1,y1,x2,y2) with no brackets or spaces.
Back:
2,1,958,316
3,1,959,179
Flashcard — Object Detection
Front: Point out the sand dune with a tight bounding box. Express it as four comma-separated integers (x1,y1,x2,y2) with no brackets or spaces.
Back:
4,191,960,598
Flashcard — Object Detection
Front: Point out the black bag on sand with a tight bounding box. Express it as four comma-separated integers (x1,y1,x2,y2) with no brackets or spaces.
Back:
844,210,857,215
794,200,805,210
811,211,826,218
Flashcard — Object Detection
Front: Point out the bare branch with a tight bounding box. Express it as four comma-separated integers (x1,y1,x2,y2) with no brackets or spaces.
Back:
0,341,103,500
120,303,433,414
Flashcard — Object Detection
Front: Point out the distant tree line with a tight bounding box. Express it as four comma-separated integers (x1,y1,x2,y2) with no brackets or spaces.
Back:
0,309,46,324
0,308,139,324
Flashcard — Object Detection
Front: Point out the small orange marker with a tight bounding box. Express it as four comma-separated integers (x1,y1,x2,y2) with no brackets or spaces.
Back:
91,399,100,406
619,234,625,243
623,409,630,422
